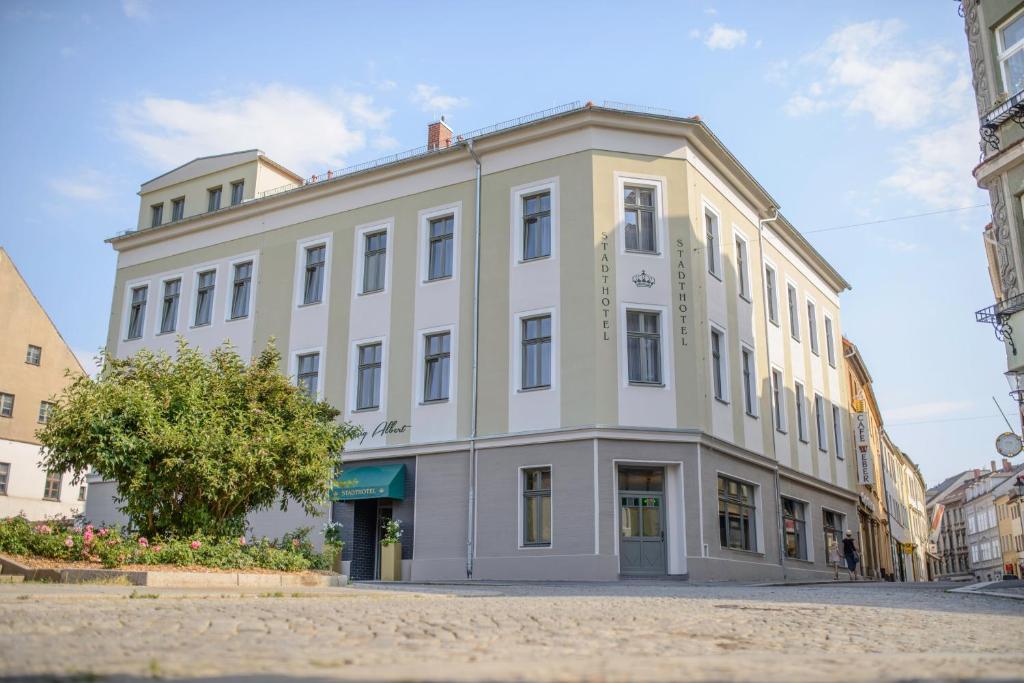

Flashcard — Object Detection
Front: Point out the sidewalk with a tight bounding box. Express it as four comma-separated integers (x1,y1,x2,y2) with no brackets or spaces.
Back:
947,579,1024,600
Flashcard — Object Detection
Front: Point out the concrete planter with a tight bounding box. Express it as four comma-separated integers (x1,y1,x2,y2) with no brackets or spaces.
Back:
380,542,401,581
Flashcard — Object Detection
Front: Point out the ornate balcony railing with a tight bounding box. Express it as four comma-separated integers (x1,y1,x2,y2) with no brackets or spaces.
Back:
976,291,1024,354
980,89,1024,152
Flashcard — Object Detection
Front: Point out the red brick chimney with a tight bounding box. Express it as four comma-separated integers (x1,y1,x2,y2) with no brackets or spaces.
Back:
427,116,453,151
991,460,998,472
974,468,982,480
1004,459,1013,472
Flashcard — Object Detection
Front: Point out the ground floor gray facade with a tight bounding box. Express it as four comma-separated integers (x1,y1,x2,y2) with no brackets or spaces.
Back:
83,428,858,583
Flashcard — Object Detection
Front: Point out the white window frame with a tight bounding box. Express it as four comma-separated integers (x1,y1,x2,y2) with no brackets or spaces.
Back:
795,380,809,443
122,278,151,341
764,261,780,326
734,228,751,301
225,252,259,323
614,173,667,258
517,463,554,550
620,303,670,389
511,178,559,266
771,366,787,433
352,220,393,297
997,7,1024,95
814,393,828,452
190,264,219,328
153,273,184,337
832,403,845,460
740,343,758,418
512,307,558,393
703,200,723,280
414,324,457,404
786,280,800,342
807,297,819,356
290,346,325,401
348,335,387,415
294,233,333,308
418,202,462,284
824,313,837,368
709,323,729,403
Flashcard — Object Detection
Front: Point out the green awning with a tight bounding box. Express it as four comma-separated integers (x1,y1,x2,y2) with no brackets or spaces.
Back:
330,464,406,501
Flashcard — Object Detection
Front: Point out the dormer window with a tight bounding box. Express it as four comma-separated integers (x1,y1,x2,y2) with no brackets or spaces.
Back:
998,10,1024,95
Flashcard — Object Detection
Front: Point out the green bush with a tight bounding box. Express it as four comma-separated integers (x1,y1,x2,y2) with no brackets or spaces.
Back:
0,516,330,572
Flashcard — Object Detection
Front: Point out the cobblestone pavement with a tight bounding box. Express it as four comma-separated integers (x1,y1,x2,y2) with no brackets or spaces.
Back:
1,581,1022,682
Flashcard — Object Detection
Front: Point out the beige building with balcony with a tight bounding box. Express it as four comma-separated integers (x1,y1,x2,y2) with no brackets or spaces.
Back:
0,248,87,519
87,102,862,582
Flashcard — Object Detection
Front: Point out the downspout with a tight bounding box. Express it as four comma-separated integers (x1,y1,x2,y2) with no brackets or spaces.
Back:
465,139,483,578
756,207,787,578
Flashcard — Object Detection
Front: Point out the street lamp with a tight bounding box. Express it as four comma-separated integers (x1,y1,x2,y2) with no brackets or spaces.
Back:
1005,370,1024,405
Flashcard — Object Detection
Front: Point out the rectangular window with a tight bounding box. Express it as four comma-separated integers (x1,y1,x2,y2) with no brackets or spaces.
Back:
795,381,808,442
705,210,721,277
624,186,657,253
741,347,756,417
0,462,8,495
735,236,749,298
194,270,215,326
523,192,551,260
150,203,163,227
303,245,326,305
427,215,454,280
25,345,41,366
230,261,252,320
711,328,726,401
814,394,827,451
765,266,779,325
807,301,819,355
521,315,552,390
782,498,807,560
771,369,786,432
998,11,1024,95
171,197,185,222
127,285,148,339
297,352,319,399
522,466,552,546
423,332,451,402
230,180,244,206
0,393,13,418
356,342,382,410
787,284,800,341
824,316,836,367
207,186,222,212
363,231,387,293
78,485,86,501
160,279,180,334
719,475,757,552
43,471,61,501
37,401,53,424
832,405,844,459
626,310,662,385
823,510,844,562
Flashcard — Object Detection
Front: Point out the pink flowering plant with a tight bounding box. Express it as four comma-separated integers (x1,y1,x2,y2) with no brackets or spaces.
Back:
0,516,329,571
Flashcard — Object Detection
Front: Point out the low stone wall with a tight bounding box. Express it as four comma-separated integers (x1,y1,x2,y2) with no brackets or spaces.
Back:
0,555,347,587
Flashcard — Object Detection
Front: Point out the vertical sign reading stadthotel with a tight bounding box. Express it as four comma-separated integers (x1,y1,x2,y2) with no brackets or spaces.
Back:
853,401,875,485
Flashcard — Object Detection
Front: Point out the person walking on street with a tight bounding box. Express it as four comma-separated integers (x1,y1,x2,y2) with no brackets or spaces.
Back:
842,530,859,581
828,537,842,580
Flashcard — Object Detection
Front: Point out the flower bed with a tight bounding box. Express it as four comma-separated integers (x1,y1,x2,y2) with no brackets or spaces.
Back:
0,516,330,572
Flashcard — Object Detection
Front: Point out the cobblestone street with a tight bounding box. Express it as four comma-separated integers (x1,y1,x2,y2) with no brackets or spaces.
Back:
1,581,1022,682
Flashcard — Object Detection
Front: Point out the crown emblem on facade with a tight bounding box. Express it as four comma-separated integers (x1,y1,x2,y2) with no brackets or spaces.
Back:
632,270,655,288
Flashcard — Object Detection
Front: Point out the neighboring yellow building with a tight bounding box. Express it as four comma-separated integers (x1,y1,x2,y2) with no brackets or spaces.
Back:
996,488,1024,577
0,248,87,518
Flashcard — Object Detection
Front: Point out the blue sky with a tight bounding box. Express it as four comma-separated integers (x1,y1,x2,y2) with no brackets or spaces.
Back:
0,1,1008,485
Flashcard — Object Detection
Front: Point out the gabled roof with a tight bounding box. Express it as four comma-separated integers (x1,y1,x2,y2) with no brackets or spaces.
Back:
139,149,302,195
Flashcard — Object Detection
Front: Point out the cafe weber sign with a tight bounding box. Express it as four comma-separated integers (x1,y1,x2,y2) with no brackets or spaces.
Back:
854,411,875,486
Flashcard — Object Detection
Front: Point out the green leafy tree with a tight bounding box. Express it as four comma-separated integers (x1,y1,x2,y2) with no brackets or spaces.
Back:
38,339,358,538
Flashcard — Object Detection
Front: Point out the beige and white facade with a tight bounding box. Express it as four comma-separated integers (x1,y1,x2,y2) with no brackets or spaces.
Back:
88,104,860,581
0,248,87,519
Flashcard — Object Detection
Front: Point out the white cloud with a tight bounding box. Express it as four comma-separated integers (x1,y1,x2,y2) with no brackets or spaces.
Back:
115,85,392,174
51,169,111,201
411,84,468,113
120,0,150,20
377,79,397,91
886,400,974,423
372,135,401,151
783,20,964,129
704,24,747,50
882,114,982,208
704,7,717,15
